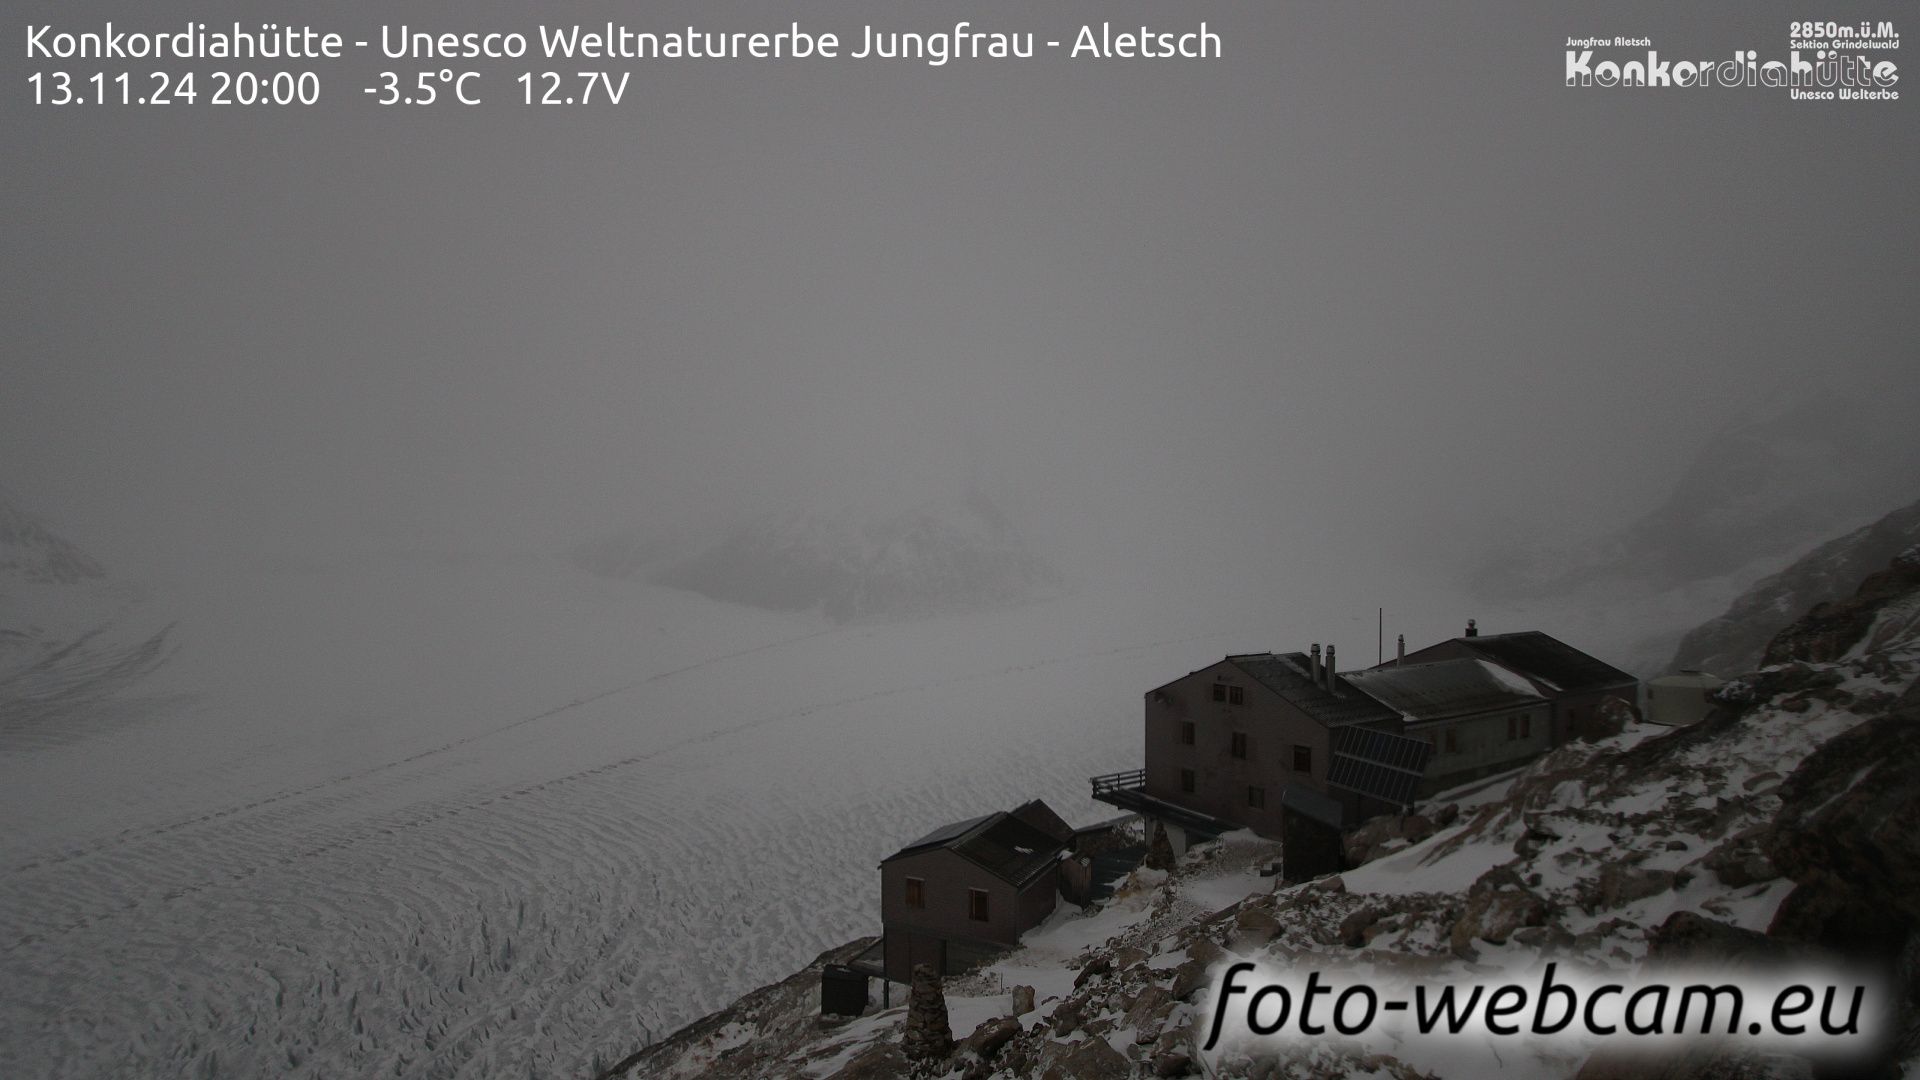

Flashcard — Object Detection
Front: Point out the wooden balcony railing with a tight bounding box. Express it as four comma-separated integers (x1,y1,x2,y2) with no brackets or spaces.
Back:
1089,768,1146,797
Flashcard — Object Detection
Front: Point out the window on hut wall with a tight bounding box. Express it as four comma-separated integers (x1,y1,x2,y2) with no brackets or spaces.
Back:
1229,685,1244,705
1179,768,1196,793
905,877,925,909
1230,731,1248,759
1444,727,1458,754
1211,683,1226,702
1292,745,1312,773
1508,713,1533,740
1247,786,1265,809
968,888,990,922
1179,721,1195,746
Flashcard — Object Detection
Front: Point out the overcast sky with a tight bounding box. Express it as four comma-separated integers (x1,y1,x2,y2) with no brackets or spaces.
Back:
6,0,1915,580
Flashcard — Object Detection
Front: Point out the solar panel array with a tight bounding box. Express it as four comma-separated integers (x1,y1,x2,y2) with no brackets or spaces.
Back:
1326,726,1434,807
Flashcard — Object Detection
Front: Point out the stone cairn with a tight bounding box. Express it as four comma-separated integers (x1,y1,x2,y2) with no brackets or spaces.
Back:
900,963,953,1062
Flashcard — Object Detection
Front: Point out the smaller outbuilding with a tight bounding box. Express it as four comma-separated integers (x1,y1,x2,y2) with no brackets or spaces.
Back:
878,799,1073,984
1647,670,1726,726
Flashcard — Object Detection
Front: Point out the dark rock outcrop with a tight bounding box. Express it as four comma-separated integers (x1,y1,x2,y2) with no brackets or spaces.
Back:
1764,708,1920,940
1670,499,1920,676
1761,546,1920,667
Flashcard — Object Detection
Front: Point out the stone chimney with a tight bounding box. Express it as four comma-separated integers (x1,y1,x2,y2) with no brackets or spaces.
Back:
1465,618,1479,638
1324,644,1337,690
1396,634,1405,665
1309,643,1321,684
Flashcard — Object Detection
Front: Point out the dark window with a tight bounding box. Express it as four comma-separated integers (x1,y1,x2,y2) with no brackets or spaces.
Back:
1228,685,1244,705
968,888,990,922
1247,786,1265,809
1519,713,1532,738
1230,731,1248,759
1179,721,1195,746
1510,714,1533,740
1444,727,1458,754
1179,768,1196,793
1292,746,1312,773
905,877,924,909
1211,683,1227,702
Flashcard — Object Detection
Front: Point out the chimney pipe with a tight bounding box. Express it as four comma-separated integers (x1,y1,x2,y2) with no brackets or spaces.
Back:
1309,643,1321,684
1324,644,1337,690
1396,634,1405,665
1465,618,1478,638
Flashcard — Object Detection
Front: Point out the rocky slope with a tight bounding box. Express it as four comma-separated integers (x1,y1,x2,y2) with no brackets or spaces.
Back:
1667,497,1920,677
1465,391,1918,675
613,544,1920,1079
1474,392,1920,600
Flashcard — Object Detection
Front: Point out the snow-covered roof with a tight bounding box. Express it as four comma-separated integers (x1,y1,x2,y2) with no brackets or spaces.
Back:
1446,631,1637,695
882,806,1069,888
1344,658,1547,722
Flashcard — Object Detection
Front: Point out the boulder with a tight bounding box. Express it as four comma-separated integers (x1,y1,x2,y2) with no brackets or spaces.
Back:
1308,874,1348,894
1343,815,1403,865
1228,906,1282,950
1400,814,1436,845
1072,955,1113,990
1450,866,1547,955
1152,1049,1192,1076
960,1015,1022,1061
1011,984,1036,1016
1168,956,1212,1003
1125,985,1175,1041
1040,1035,1132,1080
1338,906,1381,948
1598,864,1677,910
1701,832,1778,889
1646,911,1791,966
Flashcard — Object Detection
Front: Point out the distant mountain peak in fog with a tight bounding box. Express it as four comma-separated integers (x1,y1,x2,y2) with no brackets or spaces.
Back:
1474,389,1920,598
575,487,1062,620
0,491,104,585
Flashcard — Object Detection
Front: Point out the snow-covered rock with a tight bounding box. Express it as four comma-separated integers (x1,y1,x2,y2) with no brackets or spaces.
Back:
1668,498,1920,677
611,544,1920,1078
